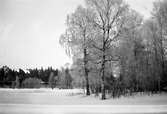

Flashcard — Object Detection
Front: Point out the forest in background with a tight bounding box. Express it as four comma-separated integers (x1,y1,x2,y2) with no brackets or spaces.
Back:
0,0,167,100
0,66,73,89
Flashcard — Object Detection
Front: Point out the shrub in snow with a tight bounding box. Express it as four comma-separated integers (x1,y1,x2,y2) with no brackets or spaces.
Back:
22,78,41,88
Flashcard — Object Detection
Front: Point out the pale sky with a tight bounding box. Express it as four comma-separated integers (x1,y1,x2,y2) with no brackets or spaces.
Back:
0,0,155,70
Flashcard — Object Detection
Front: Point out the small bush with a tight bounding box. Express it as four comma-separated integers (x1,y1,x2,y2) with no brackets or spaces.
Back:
22,78,41,88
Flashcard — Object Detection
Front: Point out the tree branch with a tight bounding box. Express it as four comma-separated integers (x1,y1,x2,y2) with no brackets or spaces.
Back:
109,8,120,28
92,44,103,51
106,20,124,48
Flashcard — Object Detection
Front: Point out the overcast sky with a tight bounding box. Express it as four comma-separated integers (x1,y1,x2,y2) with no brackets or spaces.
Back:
0,0,155,70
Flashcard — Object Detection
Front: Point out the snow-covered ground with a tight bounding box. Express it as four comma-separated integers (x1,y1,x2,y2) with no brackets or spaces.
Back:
0,88,167,105
0,88,167,114
1,104,167,114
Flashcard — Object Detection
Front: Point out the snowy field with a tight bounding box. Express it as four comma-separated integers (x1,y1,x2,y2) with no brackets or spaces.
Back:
0,88,167,114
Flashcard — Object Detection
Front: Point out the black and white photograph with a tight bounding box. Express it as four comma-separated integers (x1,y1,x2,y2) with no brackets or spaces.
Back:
0,0,167,114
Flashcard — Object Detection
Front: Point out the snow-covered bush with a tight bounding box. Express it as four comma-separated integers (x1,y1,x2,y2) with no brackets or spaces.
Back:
22,78,41,88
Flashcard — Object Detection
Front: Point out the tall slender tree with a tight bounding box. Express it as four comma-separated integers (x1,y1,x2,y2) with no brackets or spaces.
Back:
60,6,95,95
85,0,129,99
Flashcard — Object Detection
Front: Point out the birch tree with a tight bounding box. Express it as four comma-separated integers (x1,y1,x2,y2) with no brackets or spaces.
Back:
60,6,94,95
85,0,129,99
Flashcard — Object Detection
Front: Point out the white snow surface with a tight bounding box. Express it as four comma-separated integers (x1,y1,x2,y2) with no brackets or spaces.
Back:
0,88,167,114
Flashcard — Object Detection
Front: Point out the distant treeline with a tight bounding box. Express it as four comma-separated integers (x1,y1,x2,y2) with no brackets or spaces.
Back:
0,66,72,89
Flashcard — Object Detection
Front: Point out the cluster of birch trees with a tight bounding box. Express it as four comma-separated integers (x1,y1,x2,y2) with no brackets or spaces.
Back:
60,0,167,99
